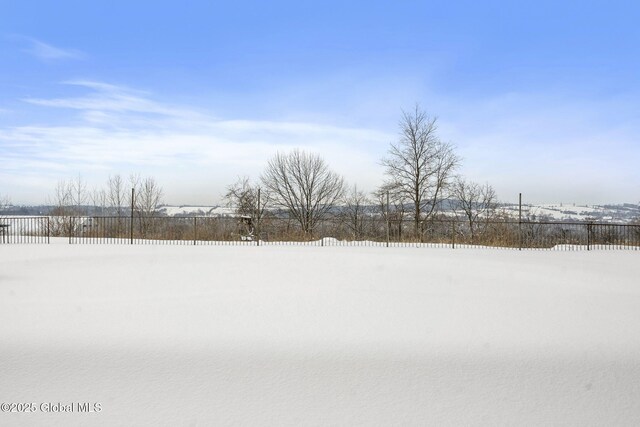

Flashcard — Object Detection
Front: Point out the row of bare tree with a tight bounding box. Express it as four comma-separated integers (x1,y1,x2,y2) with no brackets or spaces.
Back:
45,174,164,236
40,105,498,241
225,105,499,240
50,174,163,219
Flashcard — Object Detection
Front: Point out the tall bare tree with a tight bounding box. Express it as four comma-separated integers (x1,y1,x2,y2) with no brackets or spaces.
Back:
134,176,163,217
452,178,497,242
131,176,163,236
341,184,370,239
381,105,460,237
47,176,88,236
70,174,88,214
261,149,345,235
107,174,127,216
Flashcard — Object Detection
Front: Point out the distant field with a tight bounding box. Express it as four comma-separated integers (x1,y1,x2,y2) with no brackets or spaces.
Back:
1,245,639,426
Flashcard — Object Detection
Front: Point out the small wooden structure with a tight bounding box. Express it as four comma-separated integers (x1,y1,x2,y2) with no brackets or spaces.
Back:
238,215,255,240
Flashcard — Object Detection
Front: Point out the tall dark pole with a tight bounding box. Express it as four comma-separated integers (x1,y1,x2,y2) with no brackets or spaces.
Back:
452,219,456,249
518,193,522,251
193,217,197,246
386,190,390,248
256,188,261,247
130,188,135,245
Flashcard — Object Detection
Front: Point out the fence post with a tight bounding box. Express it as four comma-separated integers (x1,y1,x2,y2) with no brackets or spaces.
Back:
518,193,522,251
256,188,261,247
587,223,591,251
130,188,134,245
68,216,72,245
452,219,456,249
386,191,390,248
193,217,197,246
47,217,50,244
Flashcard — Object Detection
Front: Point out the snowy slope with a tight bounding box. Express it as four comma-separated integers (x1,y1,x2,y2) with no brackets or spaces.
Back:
500,203,640,222
1,245,640,426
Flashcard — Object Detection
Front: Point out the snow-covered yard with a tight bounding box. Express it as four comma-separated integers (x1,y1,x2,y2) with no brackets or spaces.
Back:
1,245,640,426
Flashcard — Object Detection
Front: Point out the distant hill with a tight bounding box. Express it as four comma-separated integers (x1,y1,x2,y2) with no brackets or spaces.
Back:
498,203,640,223
2,202,639,223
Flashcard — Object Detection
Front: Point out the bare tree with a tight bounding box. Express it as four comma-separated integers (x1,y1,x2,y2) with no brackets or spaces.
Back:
261,149,345,235
107,174,127,216
341,184,370,239
130,176,163,237
49,175,88,216
373,182,408,241
50,180,72,216
224,176,270,233
70,174,88,215
381,105,460,237
452,178,497,242
91,187,107,216
135,176,163,217
48,178,85,236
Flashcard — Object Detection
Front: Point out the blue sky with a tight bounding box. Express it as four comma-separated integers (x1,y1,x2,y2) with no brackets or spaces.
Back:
1,0,639,205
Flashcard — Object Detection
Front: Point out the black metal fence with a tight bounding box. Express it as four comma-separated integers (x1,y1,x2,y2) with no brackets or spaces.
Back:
2,215,640,250
0,217,50,244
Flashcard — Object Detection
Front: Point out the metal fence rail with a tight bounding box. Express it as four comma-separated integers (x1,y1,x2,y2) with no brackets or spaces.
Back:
0,216,50,244
1,215,639,250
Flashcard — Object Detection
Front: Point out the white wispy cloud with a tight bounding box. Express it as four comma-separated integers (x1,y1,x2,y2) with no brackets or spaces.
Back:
3,81,390,204
10,35,84,61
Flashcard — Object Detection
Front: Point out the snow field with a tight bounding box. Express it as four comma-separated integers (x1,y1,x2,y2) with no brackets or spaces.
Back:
1,245,639,426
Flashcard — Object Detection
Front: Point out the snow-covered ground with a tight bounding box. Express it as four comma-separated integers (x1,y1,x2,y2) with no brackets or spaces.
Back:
500,203,640,223
1,245,640,426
